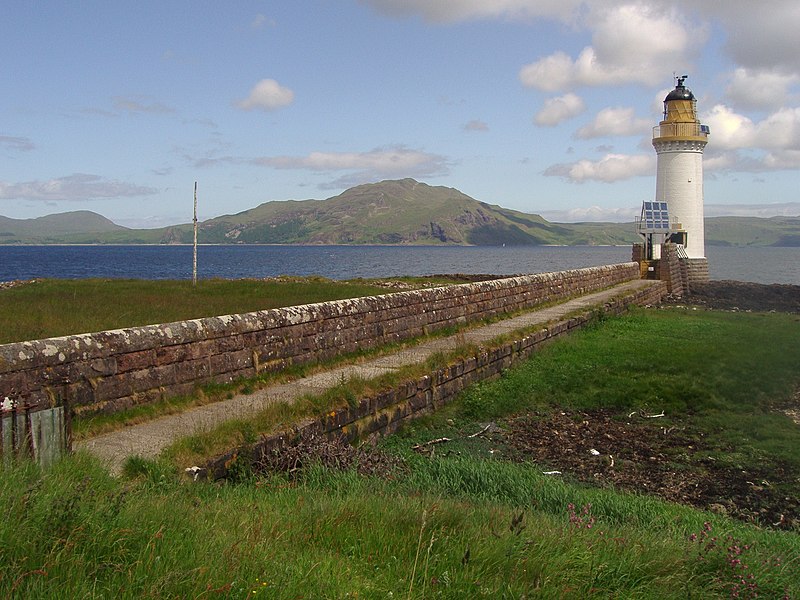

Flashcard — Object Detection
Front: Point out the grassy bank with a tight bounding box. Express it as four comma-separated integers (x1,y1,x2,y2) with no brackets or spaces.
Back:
0,277,451,344
3,452,797,599
1,308,798,598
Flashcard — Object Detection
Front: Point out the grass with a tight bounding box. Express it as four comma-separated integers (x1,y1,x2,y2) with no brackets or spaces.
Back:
2,449,797,598
441,308,800,471
0,276,445,344
2,307,798,598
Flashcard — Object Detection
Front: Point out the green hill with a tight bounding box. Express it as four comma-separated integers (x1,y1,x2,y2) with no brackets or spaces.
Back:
0,211,130,244
1,179,797,246
704,216,800,247
149,179,634,246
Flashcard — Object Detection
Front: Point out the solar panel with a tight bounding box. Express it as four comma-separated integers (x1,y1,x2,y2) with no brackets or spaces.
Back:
639,201,671,232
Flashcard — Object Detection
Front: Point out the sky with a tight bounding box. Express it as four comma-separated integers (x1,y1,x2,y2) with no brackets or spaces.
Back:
1,0,799,228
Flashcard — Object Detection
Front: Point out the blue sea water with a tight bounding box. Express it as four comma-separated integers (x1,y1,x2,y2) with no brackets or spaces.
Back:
0,244,797,285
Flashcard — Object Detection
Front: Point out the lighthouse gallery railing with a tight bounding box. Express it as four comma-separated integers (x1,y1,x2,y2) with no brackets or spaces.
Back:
653,123,709,139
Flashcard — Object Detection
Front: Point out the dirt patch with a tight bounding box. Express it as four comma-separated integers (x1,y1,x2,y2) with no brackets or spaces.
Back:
669,280,800,314
253,432,405,481
785,408,800,426
500,409,799,530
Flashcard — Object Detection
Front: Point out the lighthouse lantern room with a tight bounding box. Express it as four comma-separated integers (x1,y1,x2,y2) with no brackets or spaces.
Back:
643,75,710,282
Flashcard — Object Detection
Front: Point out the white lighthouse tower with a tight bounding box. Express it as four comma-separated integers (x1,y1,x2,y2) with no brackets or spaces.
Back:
652,75,710,281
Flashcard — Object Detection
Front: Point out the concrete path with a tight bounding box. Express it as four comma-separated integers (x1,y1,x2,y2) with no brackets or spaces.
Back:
76,279,657,474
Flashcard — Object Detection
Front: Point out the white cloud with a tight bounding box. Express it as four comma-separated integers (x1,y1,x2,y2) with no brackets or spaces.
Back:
362,0,800,82
702,105,800,152
236,79,295,111
761,149,800,170
698,0,800,73
251,14,276,29
359,0,582,23
540,201,800,222
725,67,799,111
755,107,800,150
702,151,744,172
256,146,447,173
544,153,654,183
0,174,158,202
519,52,575,92
704,149,800,173
0,135,35,152
694,106,800,174
113,96,175,114
114,213,188,229
650,87,673,116
576,106,650,138
463,119,489,132
705,202,800,218
245,146,450,188
539,205,640,222
702,105,756,150
520,4,704,91
534,93,585,126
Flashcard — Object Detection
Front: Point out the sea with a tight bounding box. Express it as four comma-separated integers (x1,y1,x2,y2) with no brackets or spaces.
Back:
0,245,797,285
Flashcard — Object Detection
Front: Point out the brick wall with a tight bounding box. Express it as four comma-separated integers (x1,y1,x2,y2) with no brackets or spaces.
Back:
0,263,640,418
687,258,709,283
659,243,687,296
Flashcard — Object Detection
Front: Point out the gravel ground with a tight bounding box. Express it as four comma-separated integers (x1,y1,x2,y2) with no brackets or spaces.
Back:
670,280,800,313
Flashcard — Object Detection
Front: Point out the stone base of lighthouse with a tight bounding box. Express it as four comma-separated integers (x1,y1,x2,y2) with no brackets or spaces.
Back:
687,258,709,283
632,244,708,295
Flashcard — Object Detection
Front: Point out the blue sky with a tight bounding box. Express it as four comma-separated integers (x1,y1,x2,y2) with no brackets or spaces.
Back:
2,0,798,227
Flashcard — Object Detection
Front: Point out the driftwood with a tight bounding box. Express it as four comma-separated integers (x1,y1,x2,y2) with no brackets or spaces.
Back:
412,437,451,452
468,424,492,438
627,410,666,419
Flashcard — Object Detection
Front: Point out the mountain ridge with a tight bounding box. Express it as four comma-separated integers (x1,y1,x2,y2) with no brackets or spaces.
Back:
1,179,798,247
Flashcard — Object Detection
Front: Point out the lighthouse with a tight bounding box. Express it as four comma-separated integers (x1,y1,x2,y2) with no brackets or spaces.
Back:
651,75,710,281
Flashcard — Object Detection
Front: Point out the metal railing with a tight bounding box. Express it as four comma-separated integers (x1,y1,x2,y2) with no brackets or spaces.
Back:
653,123,709,139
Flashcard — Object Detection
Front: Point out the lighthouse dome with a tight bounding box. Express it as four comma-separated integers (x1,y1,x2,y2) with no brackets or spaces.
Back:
665,76,694,102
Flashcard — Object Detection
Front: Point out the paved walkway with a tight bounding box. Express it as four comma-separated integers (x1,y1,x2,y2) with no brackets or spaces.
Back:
77,279,658,474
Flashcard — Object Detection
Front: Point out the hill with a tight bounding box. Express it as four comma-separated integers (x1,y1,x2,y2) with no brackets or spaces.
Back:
704,215,800,247
1,179,797,246
0,211,130,244
157,178,614,246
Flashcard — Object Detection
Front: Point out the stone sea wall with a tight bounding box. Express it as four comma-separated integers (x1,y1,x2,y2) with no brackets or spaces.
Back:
206,278,667,479
0,263,640,418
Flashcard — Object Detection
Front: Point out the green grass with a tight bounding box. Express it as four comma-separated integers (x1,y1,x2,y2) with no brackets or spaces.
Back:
0,277,416,344
1,308,798,598
2,450,797,598
443,308,800,470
